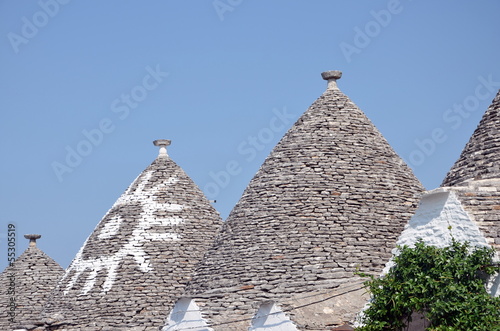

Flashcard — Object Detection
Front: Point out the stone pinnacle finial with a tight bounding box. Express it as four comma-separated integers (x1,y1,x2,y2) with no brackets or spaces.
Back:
321,70,342,90
24,234,41,247
153,139,171,157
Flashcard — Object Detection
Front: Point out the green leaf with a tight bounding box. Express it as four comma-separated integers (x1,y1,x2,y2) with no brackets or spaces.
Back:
356,239,500,330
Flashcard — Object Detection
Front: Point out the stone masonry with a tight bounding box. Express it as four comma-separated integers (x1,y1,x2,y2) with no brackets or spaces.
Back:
390,89,500,303
442,90,500,186
42,141,223,330
182,71,424,330
0,235,64,331
2,74,499,331
441,90,500,256
448,180,500,255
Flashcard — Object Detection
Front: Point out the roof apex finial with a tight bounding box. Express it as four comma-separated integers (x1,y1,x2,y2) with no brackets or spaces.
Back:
321,70,342,90
24,234,41,247
153,139,171,157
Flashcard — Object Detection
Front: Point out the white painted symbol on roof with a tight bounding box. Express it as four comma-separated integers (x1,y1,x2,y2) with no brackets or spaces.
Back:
62,170,186,295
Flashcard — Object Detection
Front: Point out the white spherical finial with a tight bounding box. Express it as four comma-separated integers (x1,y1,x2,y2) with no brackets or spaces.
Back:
153,139,171,157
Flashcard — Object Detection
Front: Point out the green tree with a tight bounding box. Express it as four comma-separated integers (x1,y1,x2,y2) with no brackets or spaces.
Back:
357,239,500,330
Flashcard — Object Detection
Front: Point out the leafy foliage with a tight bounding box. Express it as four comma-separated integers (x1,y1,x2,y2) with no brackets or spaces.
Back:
357,239,500,330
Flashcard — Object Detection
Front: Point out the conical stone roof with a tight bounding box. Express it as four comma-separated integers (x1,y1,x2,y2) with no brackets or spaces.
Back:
447,181,500,255
442,90,500,186
0,235,64,330
182,71,424,330
439,90,500,256
43,140,223,330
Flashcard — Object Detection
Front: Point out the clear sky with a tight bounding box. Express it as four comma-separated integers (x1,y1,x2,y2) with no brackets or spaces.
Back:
1,1,499,270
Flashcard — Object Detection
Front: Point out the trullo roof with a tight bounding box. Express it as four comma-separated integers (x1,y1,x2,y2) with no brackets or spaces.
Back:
0,235,64,330
180,71,424,330
442,90,500,186
440,89,500,256
43,140,223,330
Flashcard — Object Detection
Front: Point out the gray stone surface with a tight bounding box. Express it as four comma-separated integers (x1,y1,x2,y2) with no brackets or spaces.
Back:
321,70,342,81
182,72,424,330
0,237,64,330
8,74,499,331
441,90,500,255
450,179,500,254
442,90,500,186
42,146,223,330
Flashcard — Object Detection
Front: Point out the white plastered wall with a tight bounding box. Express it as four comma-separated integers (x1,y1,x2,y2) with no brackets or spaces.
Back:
249,302,299,331
385,189,499,296
163,298,212,331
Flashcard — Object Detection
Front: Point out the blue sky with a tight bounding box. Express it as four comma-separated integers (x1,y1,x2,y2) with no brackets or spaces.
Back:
1,1,499,270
